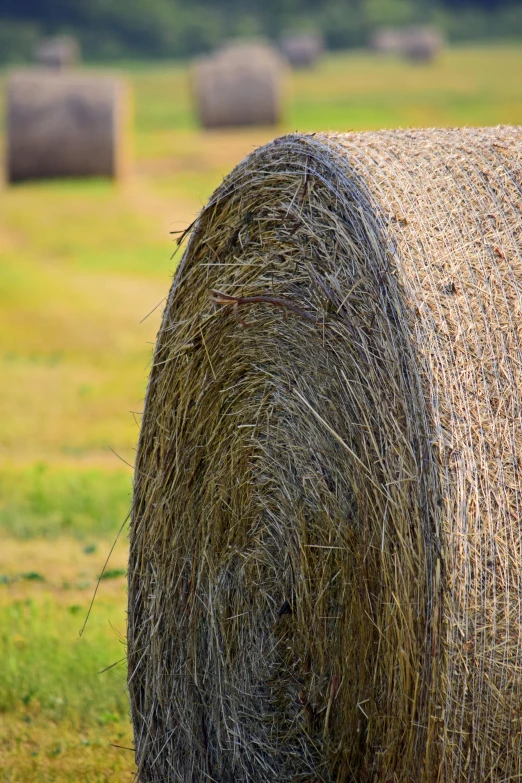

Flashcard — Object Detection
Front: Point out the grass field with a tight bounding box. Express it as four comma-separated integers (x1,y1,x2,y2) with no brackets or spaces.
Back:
1,43,522,780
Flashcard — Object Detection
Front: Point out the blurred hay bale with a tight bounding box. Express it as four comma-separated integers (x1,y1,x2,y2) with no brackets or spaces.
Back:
401,25,444,62
33,35,80,70
128,125,522,782
280,32,323,68
6,71,130,182
191,41,286,128
370,25,443,61
369,27,403,55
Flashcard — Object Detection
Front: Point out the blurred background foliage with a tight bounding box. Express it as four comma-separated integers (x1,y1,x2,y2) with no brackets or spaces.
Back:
1,0,521,62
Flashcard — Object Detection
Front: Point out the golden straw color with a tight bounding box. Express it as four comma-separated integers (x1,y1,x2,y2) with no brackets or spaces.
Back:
128,127,522,782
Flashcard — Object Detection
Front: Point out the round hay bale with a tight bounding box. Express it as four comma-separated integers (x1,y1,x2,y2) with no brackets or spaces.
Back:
401,25,444,62
33,35,80,70
128,126,522,782
369,27,403,55
6,71,130,183
280,32,323,69
191,42,285,128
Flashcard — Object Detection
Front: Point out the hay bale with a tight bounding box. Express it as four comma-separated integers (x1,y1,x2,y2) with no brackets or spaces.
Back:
6,71,130,182
401,25,444,62
370,25,443,61
191,42,285,128
369,27,403,55
33,35,80,70
280,32,323,68
128,126,522,782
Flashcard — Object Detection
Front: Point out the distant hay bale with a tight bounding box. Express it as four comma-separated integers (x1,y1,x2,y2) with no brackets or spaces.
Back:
369,27,403,55
370,25,443,61
280,32,323,68
6,71,130,182
33,35,80,70
191,42,285,128
401,25,444,62
128,126,522,782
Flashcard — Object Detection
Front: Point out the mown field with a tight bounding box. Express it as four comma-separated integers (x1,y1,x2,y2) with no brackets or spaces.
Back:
1,43,522,781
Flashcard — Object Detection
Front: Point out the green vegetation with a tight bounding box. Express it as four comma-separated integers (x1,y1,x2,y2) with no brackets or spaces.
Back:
0,597,127,720
0,46,521,781
0,536,130,781
130,44,522,159
1,0,522,62
0,464,131,539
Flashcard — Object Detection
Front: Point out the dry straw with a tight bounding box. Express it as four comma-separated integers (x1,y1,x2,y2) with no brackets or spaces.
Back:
128,126,522,782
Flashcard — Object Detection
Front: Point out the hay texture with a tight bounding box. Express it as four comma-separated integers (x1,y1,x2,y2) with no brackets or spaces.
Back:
6,71,129,182
128,126,522,783
191,42,285,128
33,35,80,69
280,32,323,68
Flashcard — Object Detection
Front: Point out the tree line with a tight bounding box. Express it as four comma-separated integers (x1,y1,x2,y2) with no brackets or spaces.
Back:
1,0,521,62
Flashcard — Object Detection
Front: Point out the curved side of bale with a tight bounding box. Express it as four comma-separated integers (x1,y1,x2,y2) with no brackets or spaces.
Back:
33,35,80,69
191,43,285,128
6,71,130,182
280,32,323,68
128,127,522,782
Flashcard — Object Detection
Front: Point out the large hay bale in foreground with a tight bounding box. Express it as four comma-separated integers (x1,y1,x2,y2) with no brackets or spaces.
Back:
34,35,80,69
191,42,285,128
128,126,522,782
6,71,129,182
280,32,323,68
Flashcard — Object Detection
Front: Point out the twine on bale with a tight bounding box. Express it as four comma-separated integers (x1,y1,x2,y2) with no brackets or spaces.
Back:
128,126,522,782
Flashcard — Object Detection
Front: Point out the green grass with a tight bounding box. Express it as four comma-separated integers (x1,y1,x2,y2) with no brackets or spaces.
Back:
0,538,131,780
0,597,127,721
128,44,522,160
0,464,131,539
0,578,132,783
0,177,178,275
288,45,522,130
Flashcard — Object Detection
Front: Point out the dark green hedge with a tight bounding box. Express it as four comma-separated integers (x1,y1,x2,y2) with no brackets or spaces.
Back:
1,0,521,63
